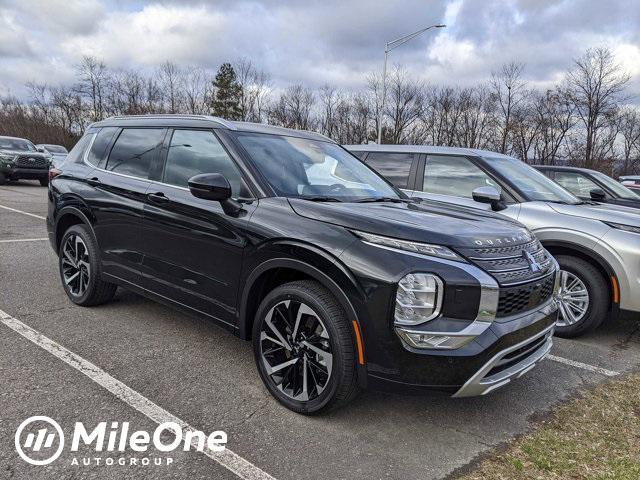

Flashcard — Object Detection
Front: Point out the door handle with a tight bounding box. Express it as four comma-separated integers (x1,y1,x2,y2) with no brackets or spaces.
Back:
147,192,170,204
87,177,100,186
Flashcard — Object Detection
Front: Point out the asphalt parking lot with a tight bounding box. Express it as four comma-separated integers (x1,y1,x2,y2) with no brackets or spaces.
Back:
1,181,639,480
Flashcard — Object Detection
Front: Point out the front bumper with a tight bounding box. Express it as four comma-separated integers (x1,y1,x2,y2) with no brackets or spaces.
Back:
366,300,557,394
454,321,553,397
2,166,49,180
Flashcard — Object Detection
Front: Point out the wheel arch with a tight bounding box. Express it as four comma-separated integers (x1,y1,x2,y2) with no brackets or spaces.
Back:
54,205,96,252
541,239,619,316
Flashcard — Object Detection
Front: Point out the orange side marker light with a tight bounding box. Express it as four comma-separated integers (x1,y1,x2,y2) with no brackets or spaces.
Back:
352,320,365,365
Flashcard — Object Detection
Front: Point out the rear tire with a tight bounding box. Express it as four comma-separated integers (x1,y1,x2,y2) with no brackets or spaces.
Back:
554,255,609,338
252,280,360,414
59,224,117,306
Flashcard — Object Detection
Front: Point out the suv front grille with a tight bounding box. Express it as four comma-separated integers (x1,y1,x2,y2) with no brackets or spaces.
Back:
497,275,555,317
459,239,555,286
15,155,48,169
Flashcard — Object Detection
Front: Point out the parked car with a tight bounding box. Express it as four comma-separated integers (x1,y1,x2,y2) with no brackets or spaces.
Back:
619,175,640,196
0,136,51,186
535,165,640,209
48,115,559,413
345,144,640,337
36,144,69,167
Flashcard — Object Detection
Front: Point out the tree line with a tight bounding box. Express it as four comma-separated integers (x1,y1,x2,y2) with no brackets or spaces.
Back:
0,47,638,175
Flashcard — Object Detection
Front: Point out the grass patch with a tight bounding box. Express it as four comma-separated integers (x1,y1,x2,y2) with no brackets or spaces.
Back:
458,373,640,480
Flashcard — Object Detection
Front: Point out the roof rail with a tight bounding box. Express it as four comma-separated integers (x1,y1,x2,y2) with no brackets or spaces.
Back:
102,114,236,129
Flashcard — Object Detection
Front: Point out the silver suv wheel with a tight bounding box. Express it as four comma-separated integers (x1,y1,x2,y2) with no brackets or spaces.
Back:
259,299,333,402
61,234,91,297
556,270,590,327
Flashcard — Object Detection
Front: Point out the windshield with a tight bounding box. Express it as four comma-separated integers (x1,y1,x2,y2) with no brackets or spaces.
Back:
44,144,68,154
486,157,581,204
591,171,639,200
234,133,399,201
0,137,37,152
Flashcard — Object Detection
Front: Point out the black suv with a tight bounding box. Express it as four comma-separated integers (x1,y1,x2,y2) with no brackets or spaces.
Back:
535,165,640,209
0,135,51,186
48,115,558,413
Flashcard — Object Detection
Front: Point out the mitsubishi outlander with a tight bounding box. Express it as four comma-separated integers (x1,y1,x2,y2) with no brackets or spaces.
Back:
48,116,558,413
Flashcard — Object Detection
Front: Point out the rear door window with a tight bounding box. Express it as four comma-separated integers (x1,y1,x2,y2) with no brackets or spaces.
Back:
87,127,118,168
65,134,95,164
106,128,165,179
365,152,414,188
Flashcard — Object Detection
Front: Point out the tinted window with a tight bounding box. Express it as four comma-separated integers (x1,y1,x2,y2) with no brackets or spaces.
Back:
106,128,164,179
66,134,94,164
424,155,498,198
44,145,68,153
365,152,413,188
553,171,603,198
163,129,249,196
351,151,367,160
87,127,118,167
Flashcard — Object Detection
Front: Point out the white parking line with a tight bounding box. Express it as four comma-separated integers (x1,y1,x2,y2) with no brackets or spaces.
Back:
547,354,620,377
0,204,46,220
0,309,276,480
0,238,48,243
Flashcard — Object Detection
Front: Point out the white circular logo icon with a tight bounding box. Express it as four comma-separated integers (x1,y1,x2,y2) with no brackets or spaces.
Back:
15,416,65,465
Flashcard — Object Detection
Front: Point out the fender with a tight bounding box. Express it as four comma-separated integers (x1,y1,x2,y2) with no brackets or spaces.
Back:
238,241,369,367
540,238,620,318
54,203,98,250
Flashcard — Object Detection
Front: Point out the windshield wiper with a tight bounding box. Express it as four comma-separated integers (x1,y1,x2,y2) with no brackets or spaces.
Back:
299,195,342,202
355,196,411,203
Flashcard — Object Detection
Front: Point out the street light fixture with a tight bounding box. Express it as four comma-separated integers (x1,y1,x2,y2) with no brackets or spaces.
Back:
377,24,446,145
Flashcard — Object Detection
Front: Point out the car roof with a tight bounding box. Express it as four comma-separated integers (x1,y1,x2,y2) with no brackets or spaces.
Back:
0,135,29,141
89,115,335,143
620,175,640,180
343,144,513,159
533,165,601,175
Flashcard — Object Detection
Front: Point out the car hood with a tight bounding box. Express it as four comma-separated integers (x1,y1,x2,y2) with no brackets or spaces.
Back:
0,149,49,158
547,201,640,227
289,198,533,248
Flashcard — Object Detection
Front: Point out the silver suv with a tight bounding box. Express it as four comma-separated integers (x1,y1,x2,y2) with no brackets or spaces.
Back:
346,145,640,337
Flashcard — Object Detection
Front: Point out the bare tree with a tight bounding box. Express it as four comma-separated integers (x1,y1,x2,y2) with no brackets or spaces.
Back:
181,67,211,114
491,61,527,154
75,56,109,122
157,61,183,114
269,84,315,130
532,90,575,165
385,66,423,144
565,47,630,169
617,107,640,175
235,58,272,122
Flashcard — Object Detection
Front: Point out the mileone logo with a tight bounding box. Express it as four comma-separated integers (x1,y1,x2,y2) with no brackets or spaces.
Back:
15,416,227,467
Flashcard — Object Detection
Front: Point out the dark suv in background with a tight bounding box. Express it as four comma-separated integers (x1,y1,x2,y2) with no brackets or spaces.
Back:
0,135,51,186
48,115,558,413
535,165,640,209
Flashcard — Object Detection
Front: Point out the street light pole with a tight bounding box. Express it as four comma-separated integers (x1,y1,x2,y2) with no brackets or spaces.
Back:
377,24,446,145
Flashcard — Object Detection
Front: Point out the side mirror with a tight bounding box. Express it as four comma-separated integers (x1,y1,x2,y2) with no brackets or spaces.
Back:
472,186,506,211
36,147,45,153
188,173,242,215
590,188,606,201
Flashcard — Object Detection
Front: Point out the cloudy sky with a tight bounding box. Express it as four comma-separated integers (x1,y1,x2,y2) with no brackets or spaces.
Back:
1,0,639,98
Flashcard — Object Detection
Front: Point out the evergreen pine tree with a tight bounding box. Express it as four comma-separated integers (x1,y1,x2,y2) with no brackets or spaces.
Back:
211,63,242,120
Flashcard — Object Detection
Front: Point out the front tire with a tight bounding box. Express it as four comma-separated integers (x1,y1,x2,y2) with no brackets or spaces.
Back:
252,280,360,414
59,224,117,306
0,172,6,185
554,255,609,338
39,177,48,186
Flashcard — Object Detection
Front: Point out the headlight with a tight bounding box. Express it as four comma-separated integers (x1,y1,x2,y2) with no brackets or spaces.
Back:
352,230,463,261
0,152,15,162
394,273,443,325
604,221,640,235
